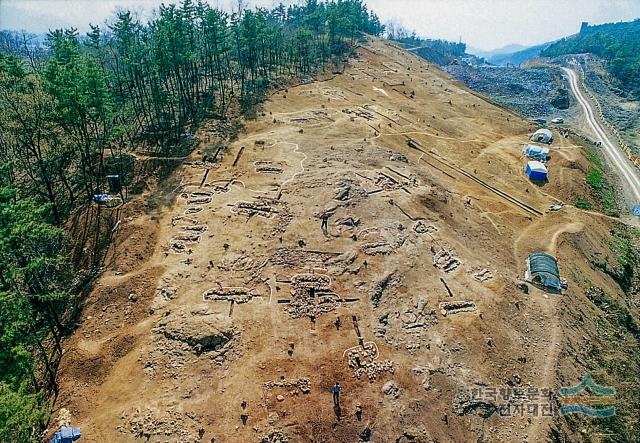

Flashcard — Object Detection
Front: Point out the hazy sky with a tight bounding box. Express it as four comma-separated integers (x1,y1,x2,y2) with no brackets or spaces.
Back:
1,0,639,50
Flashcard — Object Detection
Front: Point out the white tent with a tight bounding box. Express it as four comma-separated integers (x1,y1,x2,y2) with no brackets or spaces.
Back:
530,128,553,144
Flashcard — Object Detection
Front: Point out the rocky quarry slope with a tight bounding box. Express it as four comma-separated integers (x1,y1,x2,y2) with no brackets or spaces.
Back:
54,39,638,443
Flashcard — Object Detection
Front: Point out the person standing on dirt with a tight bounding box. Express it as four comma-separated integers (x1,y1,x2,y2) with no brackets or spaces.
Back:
332,383,342,406
321,211,332,237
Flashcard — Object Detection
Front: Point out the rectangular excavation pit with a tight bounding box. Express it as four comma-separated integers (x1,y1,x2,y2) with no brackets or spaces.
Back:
270,248,341,268
433,249,461,273
255,165,284,174
171,233,201,243
231,201,278,218
203,287,257,304
180,225,208,233
187,197,212,205
439,301,477,317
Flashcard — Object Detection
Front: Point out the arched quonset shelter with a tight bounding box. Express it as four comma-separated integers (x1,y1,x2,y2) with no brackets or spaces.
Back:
523,144,549,161
525,161,548,182
530,128,553,144
525,252,565,292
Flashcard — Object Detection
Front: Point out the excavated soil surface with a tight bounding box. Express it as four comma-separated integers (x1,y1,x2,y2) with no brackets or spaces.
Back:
55,39,625,443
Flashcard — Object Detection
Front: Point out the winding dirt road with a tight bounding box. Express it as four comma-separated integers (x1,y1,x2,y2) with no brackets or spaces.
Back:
563,66,640,203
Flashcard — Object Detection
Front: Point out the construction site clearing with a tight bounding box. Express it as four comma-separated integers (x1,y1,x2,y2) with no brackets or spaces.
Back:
54,38,630,443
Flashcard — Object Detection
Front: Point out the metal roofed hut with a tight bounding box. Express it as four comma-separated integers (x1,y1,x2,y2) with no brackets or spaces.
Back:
525,252,567,292
530,128,553,144
523,144,550,161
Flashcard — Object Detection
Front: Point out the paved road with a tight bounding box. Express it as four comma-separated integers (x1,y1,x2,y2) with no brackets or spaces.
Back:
563,67,640,203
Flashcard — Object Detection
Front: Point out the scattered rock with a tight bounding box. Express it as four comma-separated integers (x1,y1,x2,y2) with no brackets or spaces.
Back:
382,381,400,398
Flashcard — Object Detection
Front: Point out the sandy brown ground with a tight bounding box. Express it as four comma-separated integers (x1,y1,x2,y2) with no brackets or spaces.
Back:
54,39,625,443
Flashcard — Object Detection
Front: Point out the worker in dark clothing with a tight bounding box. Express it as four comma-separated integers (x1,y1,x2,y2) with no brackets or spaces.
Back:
321,212,331,237
332,383,341,406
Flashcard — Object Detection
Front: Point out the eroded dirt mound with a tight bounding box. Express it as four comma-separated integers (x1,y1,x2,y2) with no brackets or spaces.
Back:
155,308,236,354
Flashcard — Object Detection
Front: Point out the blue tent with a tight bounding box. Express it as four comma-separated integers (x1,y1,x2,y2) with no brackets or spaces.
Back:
525,161,548,182
523,144,549,161
50,427,81,443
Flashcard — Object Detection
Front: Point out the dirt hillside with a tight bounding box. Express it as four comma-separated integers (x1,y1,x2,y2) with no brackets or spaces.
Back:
54,38,627,443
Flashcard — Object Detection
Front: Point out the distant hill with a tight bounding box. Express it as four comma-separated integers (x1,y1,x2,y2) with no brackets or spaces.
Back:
488,42,553,66
542,19,640,95
391,35,467,66
467,43,528,60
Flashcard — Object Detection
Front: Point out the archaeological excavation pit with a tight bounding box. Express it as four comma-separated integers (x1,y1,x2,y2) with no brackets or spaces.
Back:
171,233,201,244
187,196,213,205
439,301,477,317
231,200,279,219
473,269,493,282
413,220,438,234
184,206,203,215
203,287,259,304
285,273,342,319
180,224,208,233
345,342,395,382
433,248,461,273
171,216,199,227
254,161,284,174
270,248,341,268
361,240,394,256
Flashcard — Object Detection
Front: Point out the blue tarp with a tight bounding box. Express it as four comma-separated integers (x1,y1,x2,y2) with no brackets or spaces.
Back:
92,194,109,204
523,144,549,161
50,427,81,443
633,205,640,216
525,161,548,182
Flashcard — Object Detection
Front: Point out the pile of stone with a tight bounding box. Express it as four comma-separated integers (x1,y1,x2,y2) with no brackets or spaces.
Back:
286,273,341,319
347,343,395,381
333,178,367,202
390,152,409,163
119,408,203,442
413,220,438,234
342,108,375,121
374,174,402,191
264,378,311,394
443,64,567,118
260,430,289,443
